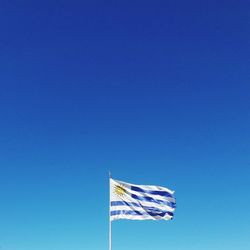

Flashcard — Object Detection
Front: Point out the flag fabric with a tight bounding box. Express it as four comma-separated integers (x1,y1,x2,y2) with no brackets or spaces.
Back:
110,178,176,221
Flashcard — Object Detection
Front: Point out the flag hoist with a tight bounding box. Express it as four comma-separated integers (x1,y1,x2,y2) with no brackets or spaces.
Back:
109,174,176,250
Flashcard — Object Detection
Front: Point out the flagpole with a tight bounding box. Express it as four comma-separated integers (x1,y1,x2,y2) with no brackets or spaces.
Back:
109,172,112,250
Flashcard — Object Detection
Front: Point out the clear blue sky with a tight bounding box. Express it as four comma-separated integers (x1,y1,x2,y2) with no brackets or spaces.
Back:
0,1,249,249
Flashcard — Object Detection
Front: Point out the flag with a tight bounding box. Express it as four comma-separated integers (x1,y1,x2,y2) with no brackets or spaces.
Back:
110,178,176,221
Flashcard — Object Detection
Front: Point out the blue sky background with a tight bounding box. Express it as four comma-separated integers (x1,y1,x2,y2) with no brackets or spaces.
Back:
0,1,249,249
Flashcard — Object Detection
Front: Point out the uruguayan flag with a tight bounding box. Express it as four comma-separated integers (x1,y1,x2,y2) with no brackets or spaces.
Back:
110,178,176,221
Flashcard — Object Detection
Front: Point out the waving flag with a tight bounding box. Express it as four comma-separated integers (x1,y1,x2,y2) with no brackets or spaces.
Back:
110,178,176,221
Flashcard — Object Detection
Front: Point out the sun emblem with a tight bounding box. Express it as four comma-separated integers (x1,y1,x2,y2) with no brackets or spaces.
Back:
114,185,126,197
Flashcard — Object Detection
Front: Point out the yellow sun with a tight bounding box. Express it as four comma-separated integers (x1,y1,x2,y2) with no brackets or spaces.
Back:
114,185,126,197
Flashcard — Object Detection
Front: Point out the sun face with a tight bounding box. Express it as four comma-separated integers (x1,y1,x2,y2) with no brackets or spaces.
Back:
114,185,126,197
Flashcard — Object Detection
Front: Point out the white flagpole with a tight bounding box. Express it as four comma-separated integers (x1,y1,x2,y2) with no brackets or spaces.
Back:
109,172,112,250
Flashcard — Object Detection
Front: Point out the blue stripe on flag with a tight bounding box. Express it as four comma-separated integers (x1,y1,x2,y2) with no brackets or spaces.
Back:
131,194,176,208
111,200,175,209
131,186,173,198
111,201,140,207
110,210,173,217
